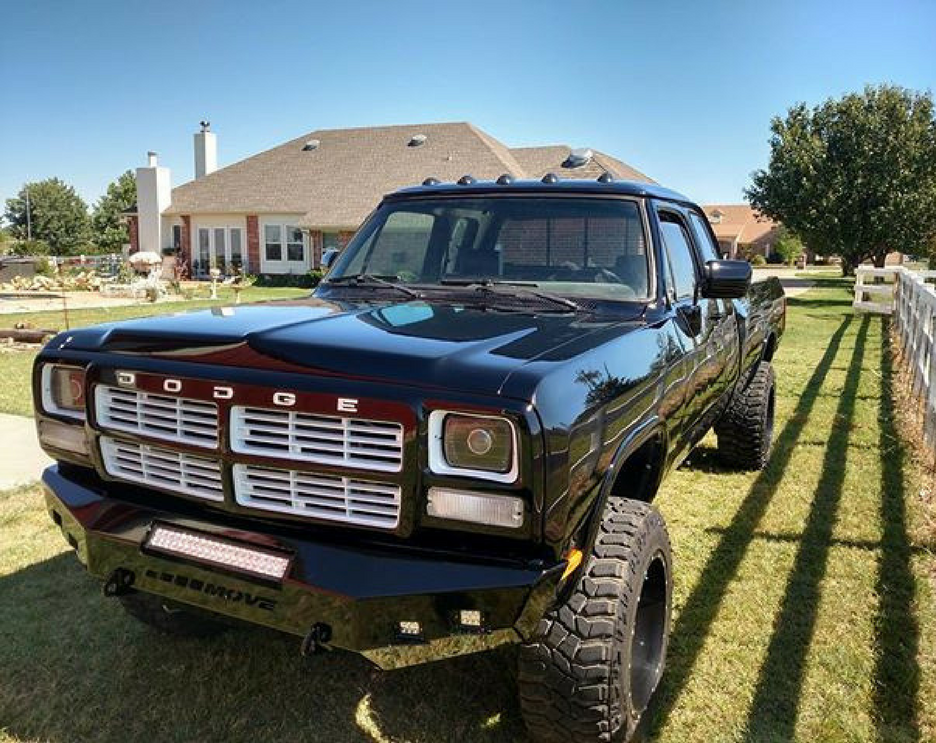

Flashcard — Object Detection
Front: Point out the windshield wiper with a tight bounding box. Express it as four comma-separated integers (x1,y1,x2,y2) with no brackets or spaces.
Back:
326,274,422,299
438,279,580,311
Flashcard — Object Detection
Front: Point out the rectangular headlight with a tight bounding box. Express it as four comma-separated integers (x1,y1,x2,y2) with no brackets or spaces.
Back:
428,410,518,483
40,364,86,420
427,487,524,529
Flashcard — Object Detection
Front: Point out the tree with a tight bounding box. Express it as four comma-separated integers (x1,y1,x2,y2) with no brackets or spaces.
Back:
773,227,804,266
4,178,91,255
746,84,936,275
92,170,136,253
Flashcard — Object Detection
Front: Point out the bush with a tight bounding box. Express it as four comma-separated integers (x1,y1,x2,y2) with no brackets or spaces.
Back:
254,269,325,289
11,238,50,256
751,254,767,266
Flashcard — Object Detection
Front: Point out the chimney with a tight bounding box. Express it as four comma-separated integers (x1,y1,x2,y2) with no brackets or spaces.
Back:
194,120,217,178
135,151,172,253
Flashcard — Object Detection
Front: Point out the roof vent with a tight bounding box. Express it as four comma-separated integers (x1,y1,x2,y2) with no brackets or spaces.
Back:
457,175,476,185
496,173,514,185
422,177,441,186
541,172,559,184
302,139,320,151
597,172,614,183
563,148,593,168
408,134,428,147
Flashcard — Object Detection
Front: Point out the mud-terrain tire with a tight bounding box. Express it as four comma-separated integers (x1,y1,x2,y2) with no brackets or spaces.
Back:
518,498,673,743
119,592,228,638
715,361,776,471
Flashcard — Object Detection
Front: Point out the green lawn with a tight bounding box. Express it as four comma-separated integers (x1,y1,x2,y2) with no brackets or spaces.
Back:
0,286,307,417
0,278,933,742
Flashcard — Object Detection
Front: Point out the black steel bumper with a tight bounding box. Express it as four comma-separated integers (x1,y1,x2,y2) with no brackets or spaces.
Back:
42,465,562,669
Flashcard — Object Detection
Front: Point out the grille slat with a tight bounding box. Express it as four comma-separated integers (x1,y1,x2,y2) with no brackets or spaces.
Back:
100,436,223,502
232,406,403,472
95,386,219,448
234,464,400,529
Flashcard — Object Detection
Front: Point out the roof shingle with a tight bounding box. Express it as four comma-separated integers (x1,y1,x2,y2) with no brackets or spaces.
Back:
165,122,654,228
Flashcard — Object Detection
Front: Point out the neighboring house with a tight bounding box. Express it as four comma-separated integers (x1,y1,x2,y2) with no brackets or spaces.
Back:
129,122,653,277
702,204,780,259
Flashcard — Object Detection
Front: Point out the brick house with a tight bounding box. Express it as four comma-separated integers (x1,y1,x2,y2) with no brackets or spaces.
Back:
128,122,653,277
701,204,781,259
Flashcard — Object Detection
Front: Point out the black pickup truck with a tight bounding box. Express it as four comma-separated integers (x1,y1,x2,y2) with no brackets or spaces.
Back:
34,176,783,743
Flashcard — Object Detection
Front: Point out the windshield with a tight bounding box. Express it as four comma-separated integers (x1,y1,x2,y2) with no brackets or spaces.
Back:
326,196,651,300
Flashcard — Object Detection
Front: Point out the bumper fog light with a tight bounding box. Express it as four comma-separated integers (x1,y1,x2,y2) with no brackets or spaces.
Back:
426,487,523,528
38,420,89,456
459,609,483,628
397,621,423,640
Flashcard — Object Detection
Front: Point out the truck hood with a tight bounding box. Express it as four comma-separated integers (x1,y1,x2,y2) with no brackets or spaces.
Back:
52,297,645,398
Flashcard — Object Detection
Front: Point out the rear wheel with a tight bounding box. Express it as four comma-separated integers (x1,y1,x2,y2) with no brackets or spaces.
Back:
518,497,672,743
119,592,229,638
716,361,776,471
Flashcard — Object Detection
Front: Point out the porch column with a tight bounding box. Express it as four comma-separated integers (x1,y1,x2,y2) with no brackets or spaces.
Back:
246,216,260,273
180,215,192,271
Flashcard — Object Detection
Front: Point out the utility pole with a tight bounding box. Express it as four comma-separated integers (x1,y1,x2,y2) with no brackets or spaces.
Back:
24,185,32,241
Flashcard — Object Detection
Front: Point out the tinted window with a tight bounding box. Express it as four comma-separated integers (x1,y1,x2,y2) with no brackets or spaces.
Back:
330,197,650,300
659,214,697,300
689,212,720,263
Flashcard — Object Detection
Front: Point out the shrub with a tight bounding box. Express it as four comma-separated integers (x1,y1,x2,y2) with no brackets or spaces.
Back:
255,272,315,288
11,238,50,256
751,254,767,266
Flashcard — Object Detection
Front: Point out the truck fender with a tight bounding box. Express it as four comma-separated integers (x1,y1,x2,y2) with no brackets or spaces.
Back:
573,416,668,572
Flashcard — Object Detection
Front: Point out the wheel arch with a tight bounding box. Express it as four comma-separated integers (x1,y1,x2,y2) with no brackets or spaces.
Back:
575,418,668,561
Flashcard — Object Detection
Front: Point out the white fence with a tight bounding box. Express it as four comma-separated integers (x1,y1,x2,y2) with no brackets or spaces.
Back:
854,266,936,446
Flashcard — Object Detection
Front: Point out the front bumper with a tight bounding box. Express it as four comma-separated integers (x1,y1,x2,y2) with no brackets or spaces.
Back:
42,465,562,669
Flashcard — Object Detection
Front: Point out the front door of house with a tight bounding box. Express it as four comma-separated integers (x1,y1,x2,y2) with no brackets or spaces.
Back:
196,227,244,276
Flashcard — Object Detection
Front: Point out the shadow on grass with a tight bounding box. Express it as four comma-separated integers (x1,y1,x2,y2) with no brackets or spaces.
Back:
741,315,870,740
872,319,920,741
0,552,526,743
649,314,854,732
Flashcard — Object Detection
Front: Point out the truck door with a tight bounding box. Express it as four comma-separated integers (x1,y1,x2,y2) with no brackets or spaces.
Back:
655,207,734,450
687,209,739,422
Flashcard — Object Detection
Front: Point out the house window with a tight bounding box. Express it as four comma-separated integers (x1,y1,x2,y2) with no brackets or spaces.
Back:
323,232,341,250
265,225,283,261
287,226,304,261
172,225,182,251
264,223,305,264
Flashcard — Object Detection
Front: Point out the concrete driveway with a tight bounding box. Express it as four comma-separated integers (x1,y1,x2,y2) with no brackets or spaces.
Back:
753,267,817,297
0,413,51,489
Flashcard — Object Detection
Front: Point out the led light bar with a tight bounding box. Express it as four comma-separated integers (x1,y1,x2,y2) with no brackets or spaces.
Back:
427,487,524,528
144,523,291,581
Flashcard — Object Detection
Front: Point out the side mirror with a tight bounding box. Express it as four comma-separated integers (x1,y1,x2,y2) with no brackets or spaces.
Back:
321,248,340,270
701,259,751,299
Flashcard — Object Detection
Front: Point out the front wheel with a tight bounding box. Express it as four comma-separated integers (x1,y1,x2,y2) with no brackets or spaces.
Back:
518,497,673,743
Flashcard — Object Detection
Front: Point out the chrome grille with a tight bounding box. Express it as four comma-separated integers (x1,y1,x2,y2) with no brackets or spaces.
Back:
100,436,223,502
233,463,401,529
231,406,403,472
95,385,218,448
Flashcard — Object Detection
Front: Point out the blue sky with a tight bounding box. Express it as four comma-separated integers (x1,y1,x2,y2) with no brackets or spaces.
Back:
1,0,934,210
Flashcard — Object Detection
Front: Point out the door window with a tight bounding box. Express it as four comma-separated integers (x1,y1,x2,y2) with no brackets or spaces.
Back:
659,213,698,300
197,228,210,275
230,229,243,268
688,212,720,263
